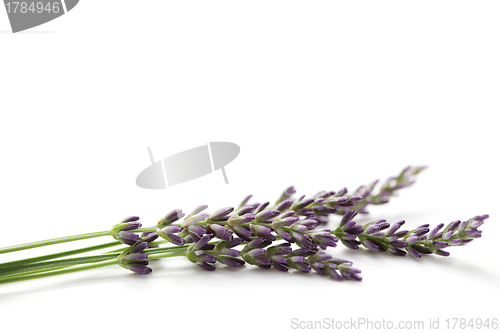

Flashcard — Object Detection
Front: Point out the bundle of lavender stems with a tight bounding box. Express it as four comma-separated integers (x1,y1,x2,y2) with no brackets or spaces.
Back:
0,166,489,285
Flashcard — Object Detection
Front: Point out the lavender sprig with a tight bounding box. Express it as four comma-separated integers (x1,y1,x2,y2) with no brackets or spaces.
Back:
332,210,489,258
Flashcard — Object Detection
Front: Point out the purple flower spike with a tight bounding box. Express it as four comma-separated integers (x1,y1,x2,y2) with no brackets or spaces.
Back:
209,224,233,241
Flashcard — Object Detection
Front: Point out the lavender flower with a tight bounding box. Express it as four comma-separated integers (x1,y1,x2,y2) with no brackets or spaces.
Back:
332,210,489,259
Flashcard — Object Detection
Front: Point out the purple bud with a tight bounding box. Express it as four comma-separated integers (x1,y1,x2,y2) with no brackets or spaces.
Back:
390,240,407,248
239,194,252,207
158,209,185,226
209,224,233,241
121,216,140,223
363,240,379,251
210,207,234,219
255,202,270,213
250,224,275,241
225,238,243,249
218,257,245,268
188,225,207,237
256,210,280,222
123,253,148,261
131,242,149,253
340,210,358,226
141,232,159,243
248,248,266,257
220,248,240,257
341,239,359,250
458,221,468,231
432,241,448,249
196,261,216,271
443,231,454,240
345,225,364,235
117,231,140,245
435,249,450,256
341,221,356,231
275,200,292,212
162,226,182,234
121,222,142,231
349,195,363,202
364,224,380,235
196,252,217,263
236,205,254,215
190,205,208,215
127,264,152,274
275,228,292,242
414,227,429,236
385,220,405,236
393,230,409,237
388,247,407,256
407,236,419,244
233,225,253,241
342,234,357,241
194,234,213,250
427,223,444,240
449,238,461,245
407,246,421,259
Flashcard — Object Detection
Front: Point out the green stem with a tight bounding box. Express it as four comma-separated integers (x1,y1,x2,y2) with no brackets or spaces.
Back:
0,255,119,278
0,241,121,269
0,231,111,255
0,246,189,279
0,260,119,285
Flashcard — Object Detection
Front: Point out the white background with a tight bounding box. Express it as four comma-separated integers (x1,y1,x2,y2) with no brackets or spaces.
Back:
1,1,499,332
